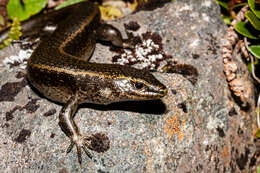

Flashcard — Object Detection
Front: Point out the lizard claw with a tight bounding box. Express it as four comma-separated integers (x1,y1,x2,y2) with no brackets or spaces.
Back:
66,133,110,164
66,135,92,165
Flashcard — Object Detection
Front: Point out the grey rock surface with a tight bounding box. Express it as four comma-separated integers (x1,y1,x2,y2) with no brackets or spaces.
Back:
0,0,257,172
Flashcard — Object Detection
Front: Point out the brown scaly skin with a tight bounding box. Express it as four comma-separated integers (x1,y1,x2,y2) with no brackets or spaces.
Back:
4,1,168,164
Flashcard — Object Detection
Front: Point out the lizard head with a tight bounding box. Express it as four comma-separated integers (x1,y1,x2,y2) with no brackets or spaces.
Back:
77,64,167,104
112,66,168,101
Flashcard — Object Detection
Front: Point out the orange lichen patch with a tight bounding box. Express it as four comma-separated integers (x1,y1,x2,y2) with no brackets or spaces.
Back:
221,145,230,166
164,114,185,140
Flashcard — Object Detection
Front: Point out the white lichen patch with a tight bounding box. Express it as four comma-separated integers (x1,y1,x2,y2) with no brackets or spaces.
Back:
189,39,200,48
202,0,212,7
179,4,191,12
2,49,32,69
202,13,210,22
148,137,166,166
206,115,224,130
190,12,199,18
113,32,170,71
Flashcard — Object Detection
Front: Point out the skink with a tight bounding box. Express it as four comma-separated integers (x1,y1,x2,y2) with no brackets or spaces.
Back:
2,1,168,164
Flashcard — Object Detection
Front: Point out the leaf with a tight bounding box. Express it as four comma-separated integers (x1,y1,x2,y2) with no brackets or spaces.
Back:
234,21,259,39
25,0,48,16
0,15,4,26
7,0,28,21
248,0,260,18
55,0,85,10
249,45,260,59
258,165,260,173
99,6,122,20
246,11,260,31
129,0,139,11
137,0,148,3
7,0,48,21
215,0,229,10
233,3,248,8
247,57,259,72
247,61,253,73
222,15,232,25
255,56,259,65
256,130,260,138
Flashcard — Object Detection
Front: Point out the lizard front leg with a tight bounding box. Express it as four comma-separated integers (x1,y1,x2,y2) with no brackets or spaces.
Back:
58,93,92,165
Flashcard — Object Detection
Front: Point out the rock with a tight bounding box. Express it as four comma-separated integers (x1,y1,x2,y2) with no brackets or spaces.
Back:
0,0,256,172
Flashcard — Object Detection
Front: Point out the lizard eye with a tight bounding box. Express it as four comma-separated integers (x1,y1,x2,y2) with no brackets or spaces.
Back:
134,82,144,89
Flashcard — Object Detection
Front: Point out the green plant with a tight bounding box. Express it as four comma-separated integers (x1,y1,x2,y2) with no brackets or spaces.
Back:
55,0,85,10
216,0,248,25
7,0,48,21
0,17,22,49
232,1,260,134
216,0,260,136
234,0,260,57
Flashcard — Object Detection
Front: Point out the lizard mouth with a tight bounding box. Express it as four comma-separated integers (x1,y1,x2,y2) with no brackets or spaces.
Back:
152,86,168,98
141,85,168,99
